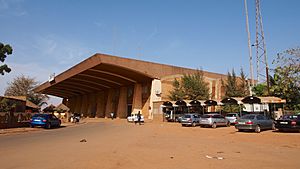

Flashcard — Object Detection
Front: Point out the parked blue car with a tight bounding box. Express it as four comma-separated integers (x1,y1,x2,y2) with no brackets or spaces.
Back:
30,114,61,129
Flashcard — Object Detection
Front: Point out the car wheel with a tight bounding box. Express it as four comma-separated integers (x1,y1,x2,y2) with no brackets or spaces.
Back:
58,121,61,128
255,125,261,133
30,124,34,128
271,123,275,130
192,122,196,127
212,122,217,129
181,124,185,127
45,123,51,129
226,122,231,127
238,129,244,132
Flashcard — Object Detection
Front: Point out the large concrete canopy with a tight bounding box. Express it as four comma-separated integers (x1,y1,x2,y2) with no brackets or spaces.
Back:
35,53,228,98
35,54,157,98
35,53,229,118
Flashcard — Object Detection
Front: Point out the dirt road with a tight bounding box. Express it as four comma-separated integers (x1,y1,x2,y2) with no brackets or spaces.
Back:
1,119,300,169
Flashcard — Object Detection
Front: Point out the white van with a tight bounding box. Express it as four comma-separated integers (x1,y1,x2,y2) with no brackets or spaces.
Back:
127,113,144,123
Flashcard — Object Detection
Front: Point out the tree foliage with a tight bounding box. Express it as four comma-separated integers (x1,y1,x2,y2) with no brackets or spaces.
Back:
168,78,185,101
4,75,49,107
43,105,55,113
0,98,16,112
169,70,210,100
222,104,245,113
270,47,300,110
252,83,269,96
0,42,13,75
239,69,250,96
222,68,250,98
253,47,300,110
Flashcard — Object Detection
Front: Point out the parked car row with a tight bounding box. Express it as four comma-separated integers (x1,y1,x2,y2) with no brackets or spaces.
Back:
180,113,231,128
179,113,300,133
29,112,300,133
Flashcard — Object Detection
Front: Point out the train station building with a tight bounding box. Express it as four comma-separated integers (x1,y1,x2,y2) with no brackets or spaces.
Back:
35,53,228,119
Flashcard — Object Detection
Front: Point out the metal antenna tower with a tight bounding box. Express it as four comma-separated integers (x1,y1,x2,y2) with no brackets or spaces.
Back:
254,0,270,94
244,0,254,88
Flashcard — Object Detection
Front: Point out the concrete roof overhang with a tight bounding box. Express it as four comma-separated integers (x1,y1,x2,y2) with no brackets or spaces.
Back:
34,54,155,98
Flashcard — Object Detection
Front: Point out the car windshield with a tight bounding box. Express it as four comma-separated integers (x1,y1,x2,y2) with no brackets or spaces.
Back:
226,114,237,117
184,115,191,118
32,114,47,118
241,114,255,120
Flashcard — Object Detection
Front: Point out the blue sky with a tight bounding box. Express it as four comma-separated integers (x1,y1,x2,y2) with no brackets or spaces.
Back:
1,0,300,105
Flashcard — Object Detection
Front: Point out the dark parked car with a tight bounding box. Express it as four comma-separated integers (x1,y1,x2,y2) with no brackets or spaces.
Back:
181,114,200,127
30,114,61,129
235,114,274,133
275,114,300,132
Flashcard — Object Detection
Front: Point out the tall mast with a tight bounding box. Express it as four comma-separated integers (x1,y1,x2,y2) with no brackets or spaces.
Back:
255,0,270,95
244,0,255,89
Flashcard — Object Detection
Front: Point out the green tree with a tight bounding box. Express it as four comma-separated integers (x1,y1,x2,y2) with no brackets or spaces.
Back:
4,75,49,107
223,68,250,98
223,69,239,97
239,68,250,96
222,104,245,113
252,83,268,96
270,47,300,110
181,70,210,100
0,98,16,112
0,42,13,75
168,78,185,101
169,70,210,100
43,105,55,113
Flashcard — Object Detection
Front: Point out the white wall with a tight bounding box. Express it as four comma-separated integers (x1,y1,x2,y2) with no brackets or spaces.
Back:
243,103,269,112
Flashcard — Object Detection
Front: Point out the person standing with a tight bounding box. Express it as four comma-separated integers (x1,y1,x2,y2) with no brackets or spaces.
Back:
110,112,114,120
137,111,142,125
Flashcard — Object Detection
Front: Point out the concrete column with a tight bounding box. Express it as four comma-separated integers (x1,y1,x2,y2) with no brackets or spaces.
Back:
211,80,216,100
149,79,162,120
215,80,219,100
69,97,76,113
81,94,89,117
96,91,106,118
209,81,213,99
142,95,150,119
105,89,114,118
132,83,142,114
87,93,97,117
75,96,82,114
117,87,127,118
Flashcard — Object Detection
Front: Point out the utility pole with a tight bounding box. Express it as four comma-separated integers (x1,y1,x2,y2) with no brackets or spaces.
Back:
255,0,270,95
244,0,254,95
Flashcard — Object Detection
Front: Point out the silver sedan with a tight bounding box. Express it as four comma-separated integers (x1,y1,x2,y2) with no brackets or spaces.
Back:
235,114,275,133
199,114,230,128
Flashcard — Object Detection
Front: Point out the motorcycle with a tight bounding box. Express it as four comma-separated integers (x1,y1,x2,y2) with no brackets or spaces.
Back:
70,113,80,123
